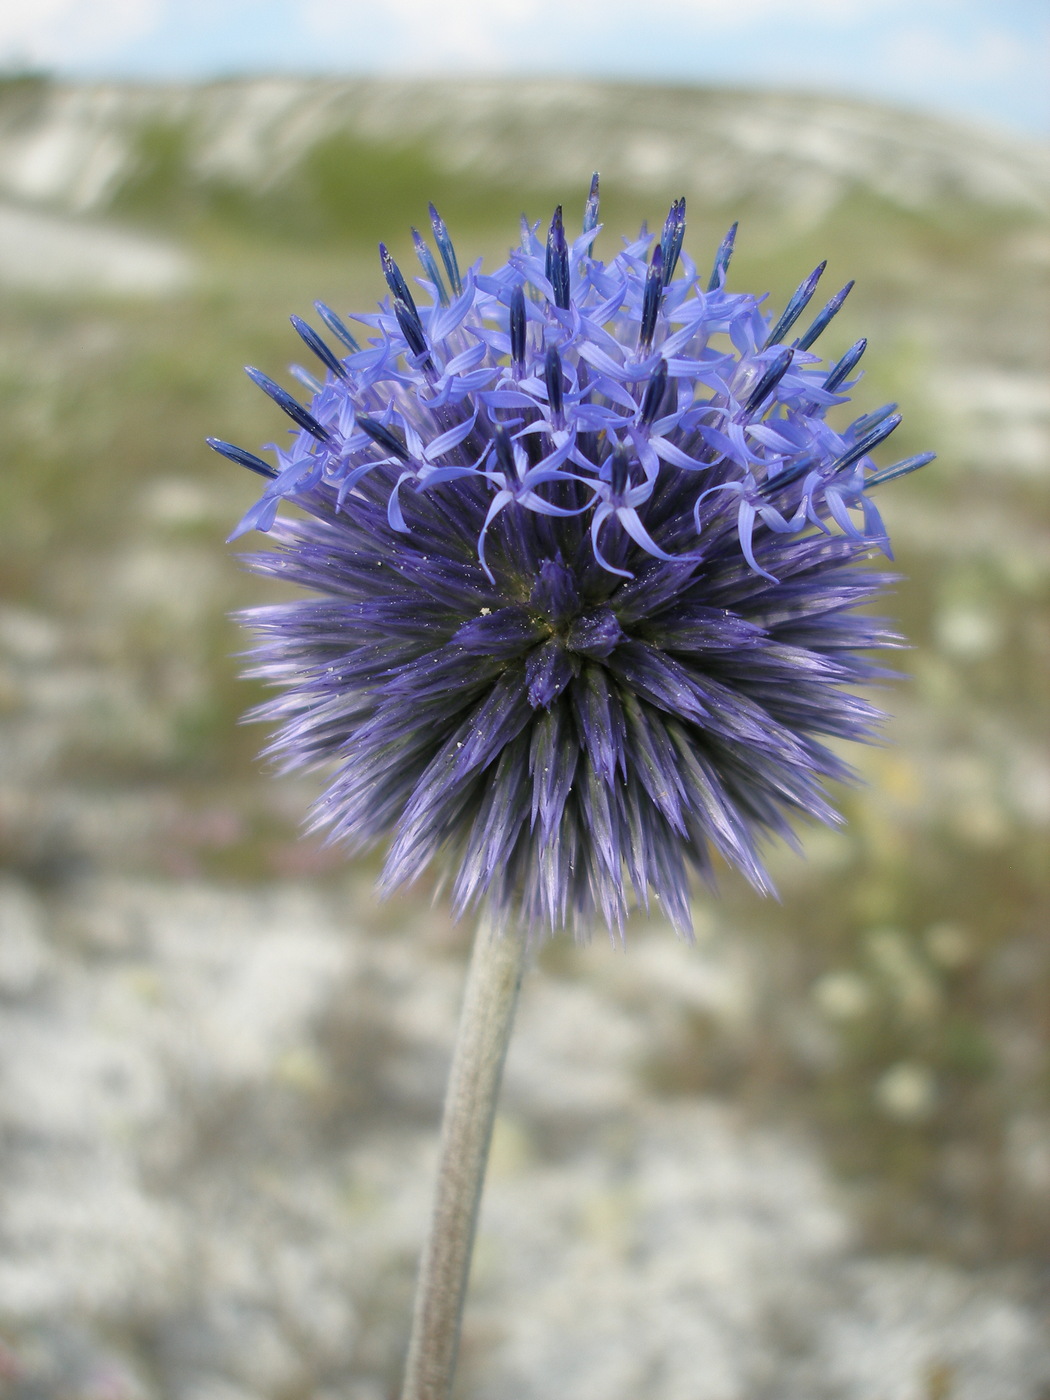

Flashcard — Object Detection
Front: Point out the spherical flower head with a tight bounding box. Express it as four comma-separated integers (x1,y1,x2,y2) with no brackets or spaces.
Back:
210,180,933,939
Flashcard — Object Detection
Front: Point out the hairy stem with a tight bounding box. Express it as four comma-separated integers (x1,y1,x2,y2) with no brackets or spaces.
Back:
400,920,529,1400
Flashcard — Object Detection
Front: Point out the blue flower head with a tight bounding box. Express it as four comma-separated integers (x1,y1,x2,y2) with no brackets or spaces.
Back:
210,180,933,938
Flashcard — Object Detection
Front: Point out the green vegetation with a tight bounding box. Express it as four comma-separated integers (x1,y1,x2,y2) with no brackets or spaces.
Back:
109,111,571,249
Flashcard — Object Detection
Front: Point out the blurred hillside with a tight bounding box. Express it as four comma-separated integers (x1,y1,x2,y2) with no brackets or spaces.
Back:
1,73,1048,224
0,75,1048,1400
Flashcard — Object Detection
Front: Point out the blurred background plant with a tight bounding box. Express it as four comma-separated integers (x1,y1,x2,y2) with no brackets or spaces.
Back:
0,51,1047,1400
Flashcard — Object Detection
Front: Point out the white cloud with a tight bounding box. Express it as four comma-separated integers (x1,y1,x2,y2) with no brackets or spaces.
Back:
299,0,887,69
882,23,1037,85
0,0,160,66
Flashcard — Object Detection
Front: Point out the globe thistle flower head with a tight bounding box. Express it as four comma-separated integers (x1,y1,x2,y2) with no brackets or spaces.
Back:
211,179,933,939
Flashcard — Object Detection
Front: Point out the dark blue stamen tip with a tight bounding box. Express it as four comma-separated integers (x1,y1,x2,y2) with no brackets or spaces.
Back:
639,357,668,427
493,424,519,481
379,244,419,321
832,412,902,474
609,441,631,497
206,437,278,480
866,451,936,487
639,244,664,351
796,280,854,351
659,197,686,286
245,366,333,443
707,222,738,292
583,173,600,234
358,416,409,460
765,261,826,347
825,338,867,392
429,204,462,297
393,296,430,362
313,301,360,352
545,206,571,311
510,285,527,376
743,347,793,416
412,227,448,305
290,315,349,382
544,344,564,427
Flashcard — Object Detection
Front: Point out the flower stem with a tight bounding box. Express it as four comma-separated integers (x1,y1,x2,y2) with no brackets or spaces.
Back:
400,919,529,1400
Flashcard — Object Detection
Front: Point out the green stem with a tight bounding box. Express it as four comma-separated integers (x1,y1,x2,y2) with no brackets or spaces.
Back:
400,919,529,1400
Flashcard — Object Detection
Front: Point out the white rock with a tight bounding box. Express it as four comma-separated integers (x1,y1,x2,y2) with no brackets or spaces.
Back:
0,199,191,296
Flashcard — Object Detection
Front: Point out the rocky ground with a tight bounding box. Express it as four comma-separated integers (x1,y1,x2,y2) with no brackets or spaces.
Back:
1,871,1049,1400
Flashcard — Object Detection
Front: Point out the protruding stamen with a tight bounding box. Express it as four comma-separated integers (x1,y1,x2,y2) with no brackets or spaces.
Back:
850,403,899,438
832,413,902,474
639,357,668,427
796,280,853,351
290,315,349,382
757,455,818,497
743,347,793,416
493,425,519,481
583,173,600,234
206,437,278,479
609,441,631,497
245,367,333,443
510,285,526,377
358,416,409,460
707,222,737,292
379,244,419,321
545,206,571,311
544,344,564,428
378,245,431,364
866,451,936,487
639,244,664,352
393,297,429,361
412,227,448,305
765,262,826,347
429,204,462,297
659,197,686,286
825,338,867,391
314,301,360,352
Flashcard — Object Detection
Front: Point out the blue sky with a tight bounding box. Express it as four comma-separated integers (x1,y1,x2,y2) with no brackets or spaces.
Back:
2,0,1047,138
